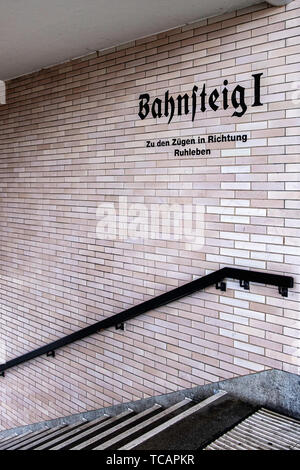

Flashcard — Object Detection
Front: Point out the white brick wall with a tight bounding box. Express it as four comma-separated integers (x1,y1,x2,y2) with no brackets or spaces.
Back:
0,0,299,430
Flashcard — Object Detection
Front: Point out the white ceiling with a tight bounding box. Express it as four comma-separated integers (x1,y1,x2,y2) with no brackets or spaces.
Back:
0,0,266,80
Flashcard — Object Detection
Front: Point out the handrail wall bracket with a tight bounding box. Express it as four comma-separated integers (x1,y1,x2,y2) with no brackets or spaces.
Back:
278,286,289,298
216,281,226,292
240,280,250,290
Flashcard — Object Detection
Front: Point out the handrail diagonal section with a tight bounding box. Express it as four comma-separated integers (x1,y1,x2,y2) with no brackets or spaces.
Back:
0,267,293,376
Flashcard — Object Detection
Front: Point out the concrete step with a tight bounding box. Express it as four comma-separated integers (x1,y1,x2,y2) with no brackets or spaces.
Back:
1,388,297,451
0,428,50,450
127,393,255,450
8,424,67,450
34,415,109,450
49,409,134,450
0,433,18,445
0,431,32,449
120,390,228,450
20,418,87,450
93,398,193,450
71,404,162,450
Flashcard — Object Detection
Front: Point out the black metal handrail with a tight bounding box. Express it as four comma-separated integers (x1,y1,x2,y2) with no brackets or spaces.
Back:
0,267,293,376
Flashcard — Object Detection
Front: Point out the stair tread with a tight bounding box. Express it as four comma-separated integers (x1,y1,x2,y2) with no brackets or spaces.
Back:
130,395,255,450
1,428,50,450
9,424,67,450
49,410,133,450
0,431,32,449
120,390,227,450
0,433,18,445
21,420,87,450
93,398,192,450
71,404,162,450
35,415,109,450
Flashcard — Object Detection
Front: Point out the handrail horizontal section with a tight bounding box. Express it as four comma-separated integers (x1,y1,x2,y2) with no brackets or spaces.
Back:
225,268,293,287
0,267,293,375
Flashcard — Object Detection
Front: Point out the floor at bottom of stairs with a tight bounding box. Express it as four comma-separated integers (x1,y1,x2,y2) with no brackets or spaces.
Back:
204,407,300,450
133,395,255,450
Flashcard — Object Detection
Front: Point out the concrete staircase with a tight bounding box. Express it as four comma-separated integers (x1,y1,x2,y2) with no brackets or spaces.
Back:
0,389,298,450
0,390,237,450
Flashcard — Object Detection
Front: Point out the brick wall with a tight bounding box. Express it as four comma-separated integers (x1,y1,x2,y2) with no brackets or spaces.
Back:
0,1,299,429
